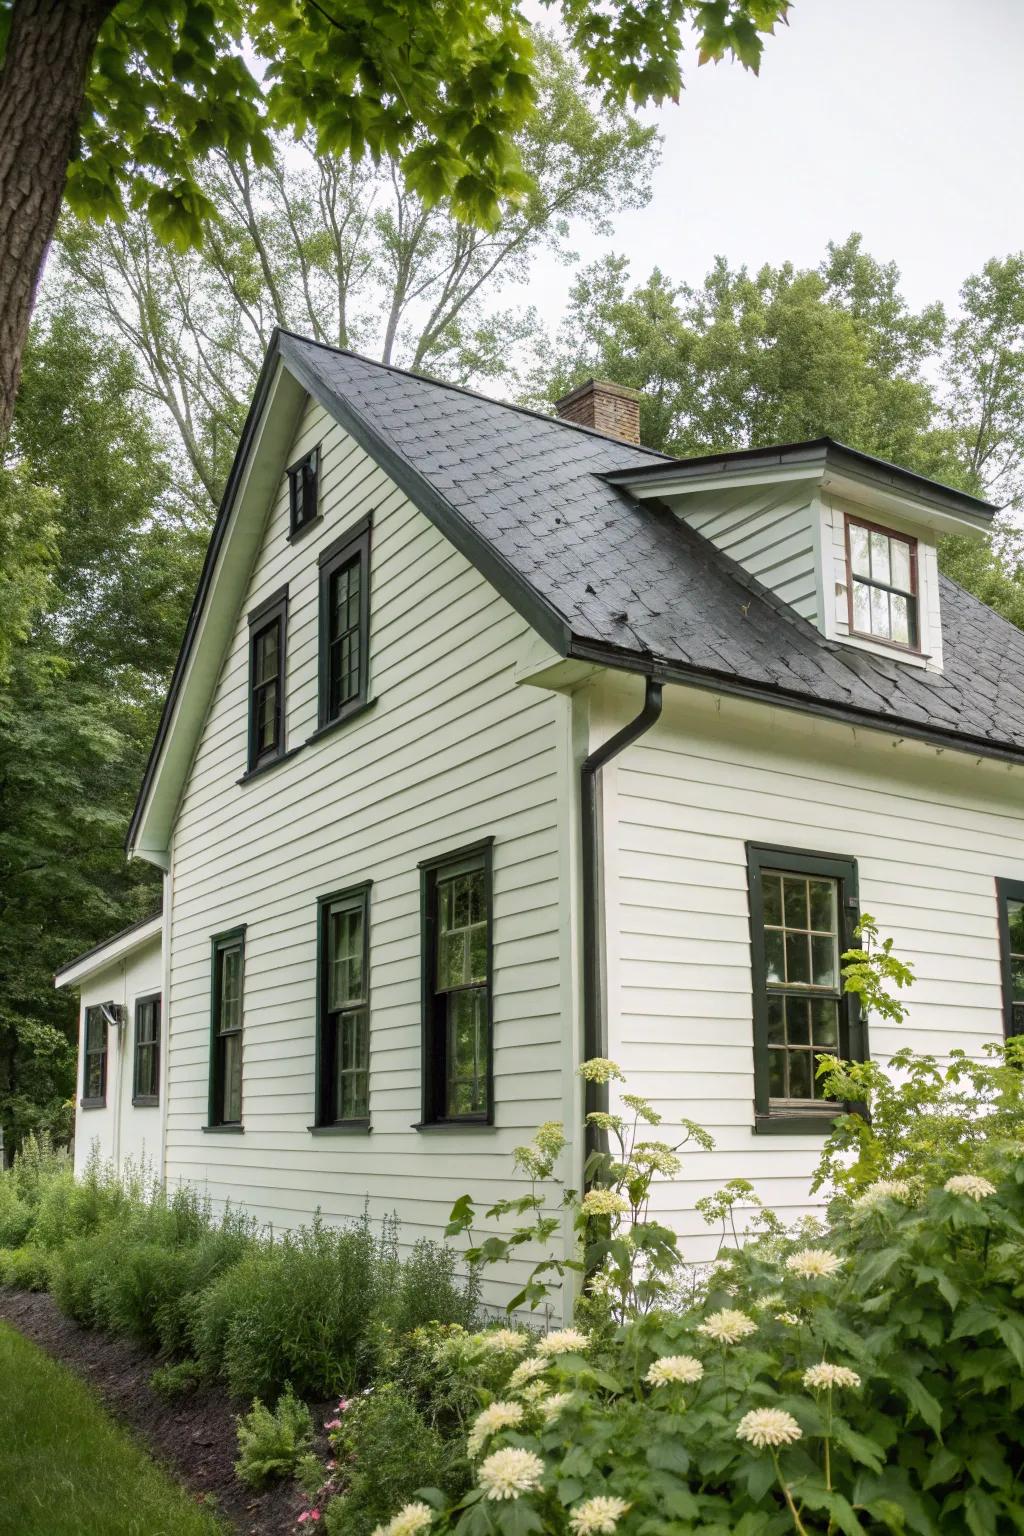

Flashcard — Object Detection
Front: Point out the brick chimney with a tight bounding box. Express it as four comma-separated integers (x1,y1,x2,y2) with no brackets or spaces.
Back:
553,378,641,445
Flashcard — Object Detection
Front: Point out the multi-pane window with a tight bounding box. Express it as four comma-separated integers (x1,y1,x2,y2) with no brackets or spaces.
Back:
747,845,864,1127
288,447,320,537
996,879,1024,1038
317,886,371,1124
133,994,161,1105
247,588,287,772
210,930,245,1126
82,1005,108,1106
318,519,370,730
421,842,493,1124
847,518,918,649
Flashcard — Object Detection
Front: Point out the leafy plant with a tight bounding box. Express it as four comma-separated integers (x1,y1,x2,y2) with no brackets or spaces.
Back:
234,1387,313,1488
321,1385,464,1536
838,913,915,1025
149,1359,204,1401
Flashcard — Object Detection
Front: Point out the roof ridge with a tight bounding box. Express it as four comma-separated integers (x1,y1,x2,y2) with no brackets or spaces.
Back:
276,329,675,461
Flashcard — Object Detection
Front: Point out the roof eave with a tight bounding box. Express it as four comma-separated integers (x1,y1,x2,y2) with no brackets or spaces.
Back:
54,914,164,990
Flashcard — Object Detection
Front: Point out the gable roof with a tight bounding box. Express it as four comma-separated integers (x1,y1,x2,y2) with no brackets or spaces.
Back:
54,912,163,990
130,331,1024,857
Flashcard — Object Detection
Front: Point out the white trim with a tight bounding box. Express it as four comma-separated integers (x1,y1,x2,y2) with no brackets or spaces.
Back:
54,916,163,991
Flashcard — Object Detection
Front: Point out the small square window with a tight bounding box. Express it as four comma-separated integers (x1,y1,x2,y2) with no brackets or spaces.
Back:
846,517,919,650
288,448,320,537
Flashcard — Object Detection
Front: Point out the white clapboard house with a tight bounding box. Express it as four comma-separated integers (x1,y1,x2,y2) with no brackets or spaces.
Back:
56,333,1024,1306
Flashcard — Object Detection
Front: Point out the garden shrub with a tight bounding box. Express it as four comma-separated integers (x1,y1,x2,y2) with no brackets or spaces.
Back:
321,1385,460,1536
91,1240,196,1349
0,1244,52,1290
234,1386,314,1487
150,1359,205,1400
0,1181,33,1248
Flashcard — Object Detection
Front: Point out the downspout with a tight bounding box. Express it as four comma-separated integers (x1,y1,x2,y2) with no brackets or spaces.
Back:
580,676,664,1165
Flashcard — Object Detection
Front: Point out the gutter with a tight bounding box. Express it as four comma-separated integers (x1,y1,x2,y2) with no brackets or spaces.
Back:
580,676,664,1163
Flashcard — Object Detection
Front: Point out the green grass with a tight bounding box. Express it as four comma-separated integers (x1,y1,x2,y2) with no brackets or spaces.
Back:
0,1323,224,1536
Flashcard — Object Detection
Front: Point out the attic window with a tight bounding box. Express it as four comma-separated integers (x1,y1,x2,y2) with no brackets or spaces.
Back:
288,447,320,537
846,518,918,650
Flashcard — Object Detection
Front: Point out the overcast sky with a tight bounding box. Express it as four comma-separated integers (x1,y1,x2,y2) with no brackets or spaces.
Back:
516,0,1024,332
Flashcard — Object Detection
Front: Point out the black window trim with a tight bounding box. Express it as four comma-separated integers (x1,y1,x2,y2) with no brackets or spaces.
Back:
81,1003,110,1109
317,514,371,732
247,585,288,774
996,877,1024,1039
312,880,373,1131
132,991,162,1107
206,925,246,1129
286,443,322,541
416,837,495,1130
747,842,866,1135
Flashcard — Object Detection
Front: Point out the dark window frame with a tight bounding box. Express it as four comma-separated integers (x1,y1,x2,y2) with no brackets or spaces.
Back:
317,515,371,732
247,586,288,773
418,838,495,1129
287,445,321,539
844,513,920,653
747,842,866,1134
208,927,246,1129
313,882,372,1130
132,992,162,1106
81,1004,109,1108
996,877,1024,1039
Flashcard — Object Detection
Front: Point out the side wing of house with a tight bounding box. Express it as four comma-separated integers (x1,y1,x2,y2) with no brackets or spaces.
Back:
163,391,579,1310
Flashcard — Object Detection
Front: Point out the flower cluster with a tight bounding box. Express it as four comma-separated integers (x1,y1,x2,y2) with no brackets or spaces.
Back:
944,1173,997,1201
786,1247,842,1279
370,1503,432,1536
539,1391,575,1421
467,1401,524,1457
698,1308,758,1344
578,1057,625,1084
534,1121,568,1157
645,1354,704,1386
852,1178,913,1212
537,1327,589,1357
569,1496,631,1534
630,1142,682,1177
736,1408,803,1449
508,1356,548,1389
478,1447,545,1500
803,1361,861,1391
477,1327,529,1354
580,1188,630,1217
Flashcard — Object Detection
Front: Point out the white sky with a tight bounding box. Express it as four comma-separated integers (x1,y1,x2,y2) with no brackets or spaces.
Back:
514,0,1024,331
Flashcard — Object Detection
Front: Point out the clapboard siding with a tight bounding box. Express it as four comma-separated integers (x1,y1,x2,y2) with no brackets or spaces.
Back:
166,396,573,1311
679,486,819,621
74,938,164,1179
598,674,1024,1259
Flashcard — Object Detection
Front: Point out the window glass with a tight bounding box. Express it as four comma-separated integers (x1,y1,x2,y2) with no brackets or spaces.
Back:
84,1005,107,1102
328,558,362,718
288,449,319,534
213,938,244,1125
423,850,491,1122
323,892,369,1122
134,997,160,1101
1002,891,1024,1038
848,520,918,648
252,621,280,760
762,870,841,1104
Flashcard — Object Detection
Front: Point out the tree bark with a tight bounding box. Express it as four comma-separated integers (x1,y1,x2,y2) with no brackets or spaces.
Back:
0,0,116,443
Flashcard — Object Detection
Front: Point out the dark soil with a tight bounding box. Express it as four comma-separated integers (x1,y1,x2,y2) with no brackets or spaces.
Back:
0,1290,332,1535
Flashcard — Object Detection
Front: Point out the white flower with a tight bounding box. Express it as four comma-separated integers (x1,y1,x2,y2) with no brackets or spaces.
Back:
568,1496,631,1534
539,1391,574,1421
736,1408,803,1449
578,1057,625,1083
535,1121,567,1156
754,1292,784,1312
467,1401,524,1457
853,1179,913,1211
775,1311,802,1327
645,1354,704,1387
519,1380,551,1403
944,1174,997,1202
786,1248,842,1279
508,1356,548,1390
698,1308,757,1344
479,1328,529,1354
631,1142,682,1177
537,1327,589,1357
383,1504,433,1536
581,1188,630,1217
478,1447,545,1500
803,1362,861,1391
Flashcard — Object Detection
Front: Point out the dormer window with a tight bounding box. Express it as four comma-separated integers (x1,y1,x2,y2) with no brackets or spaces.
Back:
288,447,320,538
846,518,918,650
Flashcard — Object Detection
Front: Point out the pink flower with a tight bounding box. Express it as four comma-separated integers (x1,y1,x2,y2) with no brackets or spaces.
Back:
310,1515,321,1523
298,1517,310,1527
337,1398,349,1412
324,1419,341,1430
326,1460,337,1470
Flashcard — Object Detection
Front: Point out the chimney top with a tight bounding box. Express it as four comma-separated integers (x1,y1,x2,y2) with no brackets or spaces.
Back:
553,377,641,446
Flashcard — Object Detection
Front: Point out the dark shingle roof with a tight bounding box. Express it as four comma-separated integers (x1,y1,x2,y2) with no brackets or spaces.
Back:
279,333,1024,762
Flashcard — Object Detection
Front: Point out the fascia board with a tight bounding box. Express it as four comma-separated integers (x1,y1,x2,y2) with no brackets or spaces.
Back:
54,916,163,990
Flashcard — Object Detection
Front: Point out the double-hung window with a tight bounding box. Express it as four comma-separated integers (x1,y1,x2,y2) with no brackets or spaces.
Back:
315,884,371,1126
133,993,161,1105
287,446,320,538
846,517,919,650
747,844,864,1131
82,1005,109,1107
247,587,288,773
420,841,493,1125
996,879,1024,1038
317,517,370,731
209,929,245,1128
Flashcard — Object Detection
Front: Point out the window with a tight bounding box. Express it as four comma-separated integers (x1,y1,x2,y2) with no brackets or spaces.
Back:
133,994,161,1105
420,841,493,1125
288,446,320,537
846,517,918,649
82,1005,109,1107
316,884,371,1126
747,844,865,1130
247,587,288,772
996,879,1024,1038
318,517,370,730
209,929,245,1127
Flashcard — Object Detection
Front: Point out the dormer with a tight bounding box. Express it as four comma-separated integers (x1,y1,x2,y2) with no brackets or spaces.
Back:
605,438,996,673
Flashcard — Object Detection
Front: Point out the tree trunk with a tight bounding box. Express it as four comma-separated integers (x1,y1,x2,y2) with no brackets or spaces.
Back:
0,0,115,443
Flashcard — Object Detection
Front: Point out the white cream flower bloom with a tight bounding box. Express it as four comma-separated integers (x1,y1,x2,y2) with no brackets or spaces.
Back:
539,1391,574,1421
384,1504,433,1536
508,1357,548,1389
537,1327,589,1356
467,1401,525,1457
803,1362,861,1391
518,1380,551,1403
852,1179,913,1212
578,1057,625,1084
736,1408,803,1449
568,1496,632,1534
478,1447,545,1500
775,1311,802,1327
698,1308,757,1344
479,1328,530,1354
581,1188,630,1217
786,1248,842,1279
645,1354,704,1387
944,1174,997,1201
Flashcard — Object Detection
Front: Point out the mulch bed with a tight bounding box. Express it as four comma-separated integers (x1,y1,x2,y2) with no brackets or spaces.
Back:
0,1290,332,1535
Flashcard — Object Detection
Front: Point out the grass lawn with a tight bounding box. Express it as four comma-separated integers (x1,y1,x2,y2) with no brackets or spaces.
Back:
0,1322,225,1536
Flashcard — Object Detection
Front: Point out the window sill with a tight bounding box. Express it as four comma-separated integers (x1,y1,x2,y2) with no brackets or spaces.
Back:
80,1098,106,1110
306,697,377,747
132,1096,159,1108
287,512,323,545
237,744,304,786
201,1123,244,1133
308,1120,372,1136
412,1119,494,1132
754,1111,839,1136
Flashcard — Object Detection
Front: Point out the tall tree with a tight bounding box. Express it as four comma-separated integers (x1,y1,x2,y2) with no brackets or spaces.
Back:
0,0,789,441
